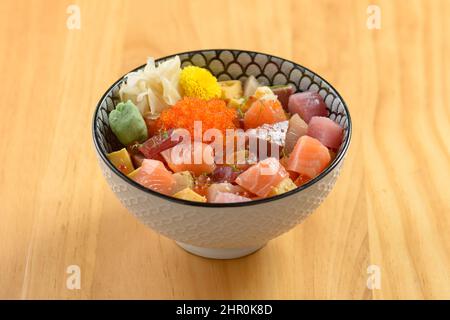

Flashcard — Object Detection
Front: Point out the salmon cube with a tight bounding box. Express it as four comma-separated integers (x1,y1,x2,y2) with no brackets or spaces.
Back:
244,100,287,129
235,157,288,197
131,159,176,195
287,136,331,178
161,142,216,176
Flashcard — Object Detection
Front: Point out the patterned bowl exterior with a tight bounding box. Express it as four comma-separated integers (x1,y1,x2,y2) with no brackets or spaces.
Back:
93,49,351,249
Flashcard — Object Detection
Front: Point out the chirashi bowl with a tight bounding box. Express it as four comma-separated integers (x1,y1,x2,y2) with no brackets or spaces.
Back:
92,49,352,259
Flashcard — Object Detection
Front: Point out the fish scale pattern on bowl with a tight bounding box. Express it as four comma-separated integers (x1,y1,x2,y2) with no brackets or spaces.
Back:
93,49,351,257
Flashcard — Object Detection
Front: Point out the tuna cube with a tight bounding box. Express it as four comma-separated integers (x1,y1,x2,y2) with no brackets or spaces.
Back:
307,116,343,149
287,136,331,178
288,91,328,123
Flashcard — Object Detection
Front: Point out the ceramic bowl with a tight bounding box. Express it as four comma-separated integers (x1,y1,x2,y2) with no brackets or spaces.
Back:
92,49,352,259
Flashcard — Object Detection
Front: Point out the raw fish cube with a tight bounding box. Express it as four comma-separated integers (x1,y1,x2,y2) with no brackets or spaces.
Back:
246,120,288,159
270,84,294,110
307,116,343,149
287,136,331,178
288,92,328,123
284,114,308,153
235,158,288,197
132,159,176,195
209,191,251,203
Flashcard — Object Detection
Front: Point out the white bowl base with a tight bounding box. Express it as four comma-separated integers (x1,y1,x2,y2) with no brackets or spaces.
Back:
176,241,266,259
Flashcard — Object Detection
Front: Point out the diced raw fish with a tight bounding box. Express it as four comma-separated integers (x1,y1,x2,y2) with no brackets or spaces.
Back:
161,142,216,176
246,121,288,148
210,165,242,183
244,100,287,129
193,174,212,197
294,174,311,187
224,149,255,171
253,86,278,100
238,118,245,129
235,157,288,197
279,156,299,181
213,130,247,164
288,91,328,123
152,153,168,166
131,144,168,168
307,116,343,149
131,159,176,195
284,114,308,153
329,150,337,161
132,151,170,171
207,182,248,202
210,191,251,203
243,75,260,98
143,112,160,137
138,129,182,159
127,144,145,167
287,135,331,178
270,85,294,110
246,120,288,159
130,152,145,168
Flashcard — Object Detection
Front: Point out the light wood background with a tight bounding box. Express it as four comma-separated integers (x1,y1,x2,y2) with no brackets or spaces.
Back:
0,0,449,300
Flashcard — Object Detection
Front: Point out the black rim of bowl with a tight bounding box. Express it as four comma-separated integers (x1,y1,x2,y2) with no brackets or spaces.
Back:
92,49,352,208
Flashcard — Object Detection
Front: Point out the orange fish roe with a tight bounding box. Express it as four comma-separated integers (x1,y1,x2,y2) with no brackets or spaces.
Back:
156,97,238,139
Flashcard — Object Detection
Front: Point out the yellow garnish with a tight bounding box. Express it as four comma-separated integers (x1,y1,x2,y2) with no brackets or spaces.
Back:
173,188,207,202
179,66,221,100
107,148,134,175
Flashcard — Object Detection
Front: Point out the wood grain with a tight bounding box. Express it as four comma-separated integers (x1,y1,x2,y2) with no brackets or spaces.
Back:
0,0,449,299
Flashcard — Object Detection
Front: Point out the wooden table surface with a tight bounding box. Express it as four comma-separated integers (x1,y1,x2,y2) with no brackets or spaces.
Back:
1,0,449,300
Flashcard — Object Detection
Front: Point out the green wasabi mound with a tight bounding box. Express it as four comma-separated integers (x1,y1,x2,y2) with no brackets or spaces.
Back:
109,100,148,146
